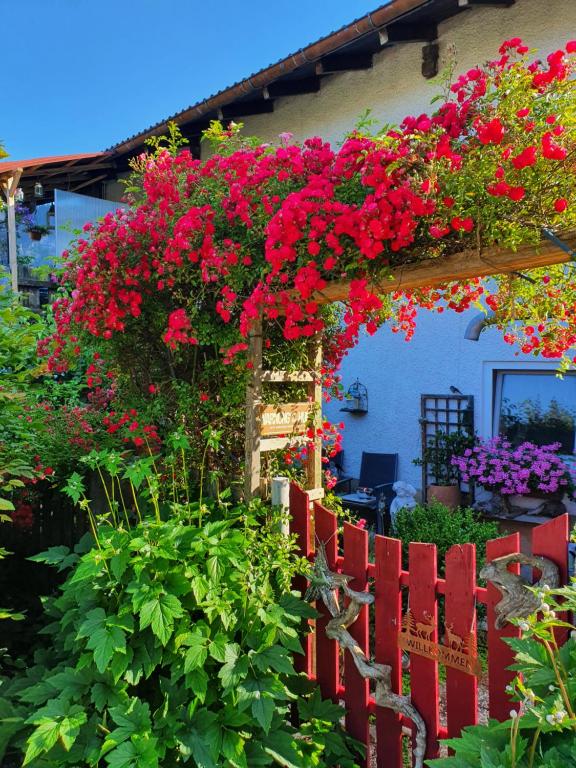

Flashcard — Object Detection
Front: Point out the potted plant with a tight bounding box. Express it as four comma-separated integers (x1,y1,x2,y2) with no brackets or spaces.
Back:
451,437,576,516
26,224,50,241
414,430,476,509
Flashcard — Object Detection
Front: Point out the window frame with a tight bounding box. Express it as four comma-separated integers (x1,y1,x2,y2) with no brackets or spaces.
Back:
482,361,576,457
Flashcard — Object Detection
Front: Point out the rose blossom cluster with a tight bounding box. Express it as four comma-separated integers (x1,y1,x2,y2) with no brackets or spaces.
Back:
35,40,576,471
452,437,576,497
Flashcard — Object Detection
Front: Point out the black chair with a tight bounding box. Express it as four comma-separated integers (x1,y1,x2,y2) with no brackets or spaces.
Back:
337,452,398,534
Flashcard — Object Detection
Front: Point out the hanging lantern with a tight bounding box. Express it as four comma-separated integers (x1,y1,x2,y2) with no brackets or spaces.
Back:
34,181,44,198
340,379,368,414
14,187,24,203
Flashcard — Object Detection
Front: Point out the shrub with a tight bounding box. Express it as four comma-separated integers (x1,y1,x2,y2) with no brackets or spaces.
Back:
392,500,499,574
0,496,361,767
428,585,576,767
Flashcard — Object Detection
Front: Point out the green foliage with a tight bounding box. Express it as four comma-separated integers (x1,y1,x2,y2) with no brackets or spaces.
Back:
414,430,477,486
428,585,576,767
0,495,362,767
392,500,499,575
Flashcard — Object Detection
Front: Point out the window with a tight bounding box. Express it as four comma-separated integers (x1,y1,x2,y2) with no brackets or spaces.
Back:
493,371,576,455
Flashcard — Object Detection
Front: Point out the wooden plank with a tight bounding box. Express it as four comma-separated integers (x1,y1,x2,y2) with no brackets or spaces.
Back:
375,535,403,768
486,532,521,721
290,483,313,676
409,542,440,760
261,370,315,382
445,544,478,738
259,402,312,437
260,435,307,453
343,521,370,765
306,338,323,491
310,232,576,305
306,487,325,502
243,315,263,499
532,514,569,645
314,502,339,702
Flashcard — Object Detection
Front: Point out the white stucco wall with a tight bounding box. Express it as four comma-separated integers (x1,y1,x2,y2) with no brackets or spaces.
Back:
224,0,576,492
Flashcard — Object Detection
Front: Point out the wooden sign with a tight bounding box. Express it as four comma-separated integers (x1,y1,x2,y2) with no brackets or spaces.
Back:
259,402,312,437
398,610,481,677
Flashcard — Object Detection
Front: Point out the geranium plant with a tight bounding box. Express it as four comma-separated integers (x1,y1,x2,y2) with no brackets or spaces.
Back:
452,437,576,499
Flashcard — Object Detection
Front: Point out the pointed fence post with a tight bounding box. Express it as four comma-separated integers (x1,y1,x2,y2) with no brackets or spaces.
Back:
244,313,263,500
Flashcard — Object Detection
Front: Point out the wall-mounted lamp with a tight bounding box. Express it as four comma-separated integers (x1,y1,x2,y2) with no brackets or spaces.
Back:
340,379,368,414
46,202,55,230
34,181,44,198
464,310,495,341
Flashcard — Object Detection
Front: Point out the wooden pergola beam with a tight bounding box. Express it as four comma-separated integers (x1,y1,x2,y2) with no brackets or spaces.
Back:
311,232,576,304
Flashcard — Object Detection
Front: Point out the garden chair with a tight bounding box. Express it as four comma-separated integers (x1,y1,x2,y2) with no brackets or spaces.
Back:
337,452,398,534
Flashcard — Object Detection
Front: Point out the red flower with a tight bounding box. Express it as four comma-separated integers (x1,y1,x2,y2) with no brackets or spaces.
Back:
476,118,505,145
554,198,568,213
511,145,537,169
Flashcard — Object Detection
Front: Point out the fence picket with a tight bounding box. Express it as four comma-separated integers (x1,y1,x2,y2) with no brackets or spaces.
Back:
445,544,478,737
409,542,440,760
486,532,520,721
532,514,569,645
314,502,339,702
343,521,370,766
290,482,313,676
375,535,403,768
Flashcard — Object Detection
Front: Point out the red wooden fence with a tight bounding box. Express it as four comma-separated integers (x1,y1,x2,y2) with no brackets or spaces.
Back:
289,483,570,767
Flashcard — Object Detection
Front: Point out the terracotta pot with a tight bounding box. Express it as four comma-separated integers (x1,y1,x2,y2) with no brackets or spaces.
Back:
29,230,42,241
427,484,461,509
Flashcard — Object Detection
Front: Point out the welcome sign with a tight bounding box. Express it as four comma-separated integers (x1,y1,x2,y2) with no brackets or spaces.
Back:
398,610,481,677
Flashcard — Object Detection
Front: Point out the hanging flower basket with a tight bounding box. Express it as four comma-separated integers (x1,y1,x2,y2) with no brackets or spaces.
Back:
27,226,49,241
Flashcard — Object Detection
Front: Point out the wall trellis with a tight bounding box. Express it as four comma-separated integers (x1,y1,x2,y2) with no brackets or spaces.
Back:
420,393,474,499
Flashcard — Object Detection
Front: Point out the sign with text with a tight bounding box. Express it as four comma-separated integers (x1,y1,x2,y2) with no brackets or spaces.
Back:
398,610,481,677
259,403,312,437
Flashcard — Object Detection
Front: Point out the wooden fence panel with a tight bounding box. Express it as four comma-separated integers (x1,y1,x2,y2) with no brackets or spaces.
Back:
375,535,404,768
409,542,440,760
343,521,370,766
314,502,339,702
486,532,521,721
288,484,570,768
445,543,478,737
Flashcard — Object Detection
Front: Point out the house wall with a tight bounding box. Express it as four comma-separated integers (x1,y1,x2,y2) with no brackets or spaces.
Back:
225,0,576,494
208,0,576,152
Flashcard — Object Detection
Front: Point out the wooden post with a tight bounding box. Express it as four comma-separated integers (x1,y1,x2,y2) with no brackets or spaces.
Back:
1,170,22,293
306,337,323,491
271,476,290,536
244,313,263,500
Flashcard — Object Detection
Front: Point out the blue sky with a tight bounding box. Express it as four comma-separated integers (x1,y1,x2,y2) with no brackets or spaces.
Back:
2,0,382,160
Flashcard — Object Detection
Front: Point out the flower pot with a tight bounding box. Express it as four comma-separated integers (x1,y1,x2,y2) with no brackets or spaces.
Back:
29,230,42,241
427,484,461,509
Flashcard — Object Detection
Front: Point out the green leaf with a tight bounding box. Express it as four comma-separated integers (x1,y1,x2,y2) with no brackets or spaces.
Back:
222,730,247,768
0,498,15,511
185,669,209,703
208,633,228,662
23,719,60,765
218,644,249,690
263,731,302,768
252,645,294,675
184,635,208,672
251,687,274,733
139,593,183,645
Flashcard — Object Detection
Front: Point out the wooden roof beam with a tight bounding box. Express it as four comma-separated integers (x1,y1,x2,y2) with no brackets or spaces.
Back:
379,21,438,45
309,232,576,304
263,77,321,99
316,53,373,75
70,173,108,193
218,100,274,119
458,0,515,6
33,161,115,178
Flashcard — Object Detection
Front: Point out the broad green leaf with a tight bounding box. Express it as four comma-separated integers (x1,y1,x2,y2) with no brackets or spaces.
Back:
139,593,183,645
23,719,61,765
